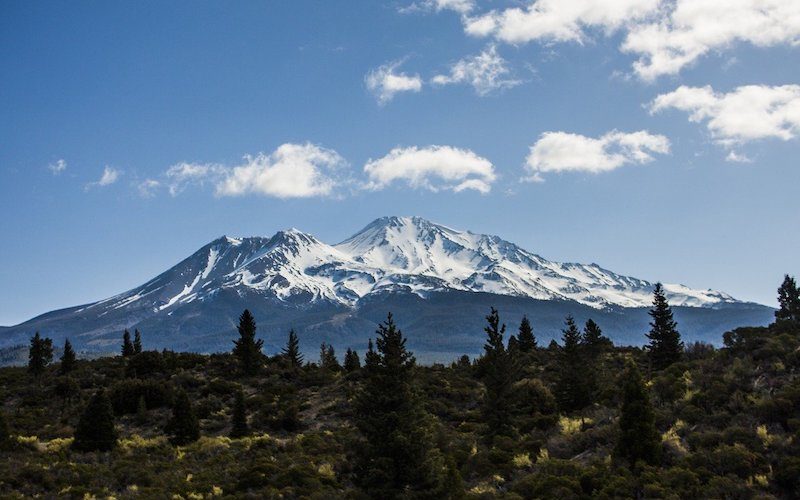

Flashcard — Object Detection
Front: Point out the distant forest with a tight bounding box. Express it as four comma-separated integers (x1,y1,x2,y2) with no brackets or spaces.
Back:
0,276,799,498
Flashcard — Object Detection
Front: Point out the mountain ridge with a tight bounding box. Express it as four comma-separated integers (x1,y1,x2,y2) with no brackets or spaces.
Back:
0,216,772,360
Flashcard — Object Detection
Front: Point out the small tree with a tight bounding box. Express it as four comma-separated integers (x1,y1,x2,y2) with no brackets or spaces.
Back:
517,315,537,352
555,315,594,414
28,332,53,376
165,389,200,445
646,283,683,371
59,338,77,375
344,348,361,372
320,343,341,371
776,274,800,324
230,388,249,438
72,390,117,452
133,329,143,355
481,307,517,438
614,360,661,467
282,329,304,368
232,309,264,376
121,330,135,357
582,319,612,360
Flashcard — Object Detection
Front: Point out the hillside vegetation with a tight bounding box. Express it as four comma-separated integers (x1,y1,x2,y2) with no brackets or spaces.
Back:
0,277,799,499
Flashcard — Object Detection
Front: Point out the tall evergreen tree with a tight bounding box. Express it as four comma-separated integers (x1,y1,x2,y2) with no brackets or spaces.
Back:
646,283,684,371
165,389,200,445
232,309,264,376
282,329,304,368
133,329,143,354
582,319,612,360
28,332,53,376
59,338,77,375
555,315,593,414
353,313,451,498
72,389,117,452
229,388,249,438
614,360,661,467
344,348,361,372
121,330,135,357
517,315,537,352
775,274,800,324
480,307,517,438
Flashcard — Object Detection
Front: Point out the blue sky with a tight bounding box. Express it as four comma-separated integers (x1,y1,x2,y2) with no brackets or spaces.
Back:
1,0,799,325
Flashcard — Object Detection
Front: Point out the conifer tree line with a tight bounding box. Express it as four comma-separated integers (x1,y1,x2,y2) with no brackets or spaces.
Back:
10,274,797,498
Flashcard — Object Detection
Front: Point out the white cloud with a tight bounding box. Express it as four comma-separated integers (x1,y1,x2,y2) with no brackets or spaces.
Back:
461,0,800,80
48,159,67,175
464,0,659,44
623,0,800,80
725,151,752,163
86,166,121,189
400,0,475,14
365,60,423,105
216,143,347,198
137,179,161,197
166,162,226,196
649,84,800,144
431,45,522,95
525,130,670,180
364,145,496,193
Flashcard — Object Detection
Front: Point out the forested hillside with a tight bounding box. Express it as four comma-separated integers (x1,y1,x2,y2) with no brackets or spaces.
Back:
0,277,798,499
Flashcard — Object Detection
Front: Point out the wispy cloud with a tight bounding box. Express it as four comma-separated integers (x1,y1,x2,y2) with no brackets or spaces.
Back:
400,0,475,15
48,158,67,175
365,59,423,105
86,165,121,190
137,179,161,197
431,45,521,95
524,130,670,181
364,145,496,193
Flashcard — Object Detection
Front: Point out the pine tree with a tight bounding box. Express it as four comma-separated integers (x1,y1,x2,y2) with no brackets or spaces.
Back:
507,335,519,354
320,343,341,371
344,348,361,372
232,309,264,376
775,274,800,324
353,313,451,498
481,307,517,438
555,315,593,414
582,319,612,360
165,389,200,445
28,332,53,376
59,338,77,375
614,360,661,467
121,330,135,357
517,315,537,352
133,329,143,354
646,283,684,371
282,329,304,368
72,389,117,452
230,388,249,438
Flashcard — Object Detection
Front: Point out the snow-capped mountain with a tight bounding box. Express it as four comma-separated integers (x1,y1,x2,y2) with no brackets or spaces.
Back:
0,216,772,360
93,215,736,314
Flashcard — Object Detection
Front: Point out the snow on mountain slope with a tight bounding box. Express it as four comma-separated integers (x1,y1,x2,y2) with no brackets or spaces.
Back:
83,216,738,318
